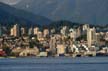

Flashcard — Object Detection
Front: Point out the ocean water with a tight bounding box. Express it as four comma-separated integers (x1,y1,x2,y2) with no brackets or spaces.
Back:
0,57,108,71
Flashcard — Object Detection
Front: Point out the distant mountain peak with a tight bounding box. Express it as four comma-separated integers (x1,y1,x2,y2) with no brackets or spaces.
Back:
13,0,108,25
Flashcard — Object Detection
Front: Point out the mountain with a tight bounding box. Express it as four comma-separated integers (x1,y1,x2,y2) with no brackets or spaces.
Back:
0,2,51,27
13,0,108,25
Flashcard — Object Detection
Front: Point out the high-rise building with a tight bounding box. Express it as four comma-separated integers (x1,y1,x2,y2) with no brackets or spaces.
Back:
83,24,89,31
87,27,96,47
28,27,33,35
10,24,19,37
43,29,49,37
60,26,68,36
49,36,57,55
81,24,89,35
21,27,26,36
33,27,39,35
95,33,101,45
10,28,14,36
76,27,81,38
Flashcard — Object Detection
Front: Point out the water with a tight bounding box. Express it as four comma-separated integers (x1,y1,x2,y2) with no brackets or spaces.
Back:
0,57,108,71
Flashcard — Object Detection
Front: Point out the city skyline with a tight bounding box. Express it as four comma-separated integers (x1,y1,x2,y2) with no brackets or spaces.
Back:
0,0,108,71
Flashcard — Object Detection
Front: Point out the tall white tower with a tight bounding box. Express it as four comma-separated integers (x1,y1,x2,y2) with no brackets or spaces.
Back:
87,27,96,47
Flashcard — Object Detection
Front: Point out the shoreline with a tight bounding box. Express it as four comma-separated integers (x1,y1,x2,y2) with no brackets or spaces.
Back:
0,56,108,59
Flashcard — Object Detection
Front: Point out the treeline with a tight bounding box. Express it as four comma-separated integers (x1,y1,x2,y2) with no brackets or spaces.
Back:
0,20,108,31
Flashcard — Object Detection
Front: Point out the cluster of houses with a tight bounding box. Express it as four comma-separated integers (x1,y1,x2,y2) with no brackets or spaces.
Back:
0,24,108,57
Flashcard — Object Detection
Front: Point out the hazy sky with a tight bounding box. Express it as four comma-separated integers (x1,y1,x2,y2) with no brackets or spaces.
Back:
0,0,21,5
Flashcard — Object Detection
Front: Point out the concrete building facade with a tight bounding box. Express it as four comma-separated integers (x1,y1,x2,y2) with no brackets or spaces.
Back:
87,27,96,47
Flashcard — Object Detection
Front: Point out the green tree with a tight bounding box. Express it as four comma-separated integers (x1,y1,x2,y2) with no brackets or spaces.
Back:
76,34,87,41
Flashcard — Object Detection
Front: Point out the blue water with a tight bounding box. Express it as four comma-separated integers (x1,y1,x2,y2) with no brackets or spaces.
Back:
0,57,108,71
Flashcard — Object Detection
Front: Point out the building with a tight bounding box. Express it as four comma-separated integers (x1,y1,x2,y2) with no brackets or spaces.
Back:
21,27,26,36
61,26,68,36
87,27,96,47
95,33,101,45
33,27,39,35
56,44,66,56
105,32,108,41
81,24,89,35
69,28,76,41
76,27,81,38
10,24,19,37
50,29,55,34
28,27,33,35
0,49,6,56
10,28,14,36
49,36,57,55
43,29,49,37
37,31,44,41
82,24,89,31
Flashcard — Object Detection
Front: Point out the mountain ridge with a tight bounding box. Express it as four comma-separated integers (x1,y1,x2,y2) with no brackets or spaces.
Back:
13,0,108,25
0,2,51,27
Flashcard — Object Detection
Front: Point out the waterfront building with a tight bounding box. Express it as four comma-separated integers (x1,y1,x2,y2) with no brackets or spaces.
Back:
0,49,6,56
56,44,66,56
49,36,57,55
70,44,79,53
87,27,96,47
19,47,39,56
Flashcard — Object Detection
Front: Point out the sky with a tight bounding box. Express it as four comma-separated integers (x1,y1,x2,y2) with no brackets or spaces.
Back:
0,0,21,5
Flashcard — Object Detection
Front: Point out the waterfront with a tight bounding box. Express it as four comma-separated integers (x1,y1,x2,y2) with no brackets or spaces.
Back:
0,57,108,71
